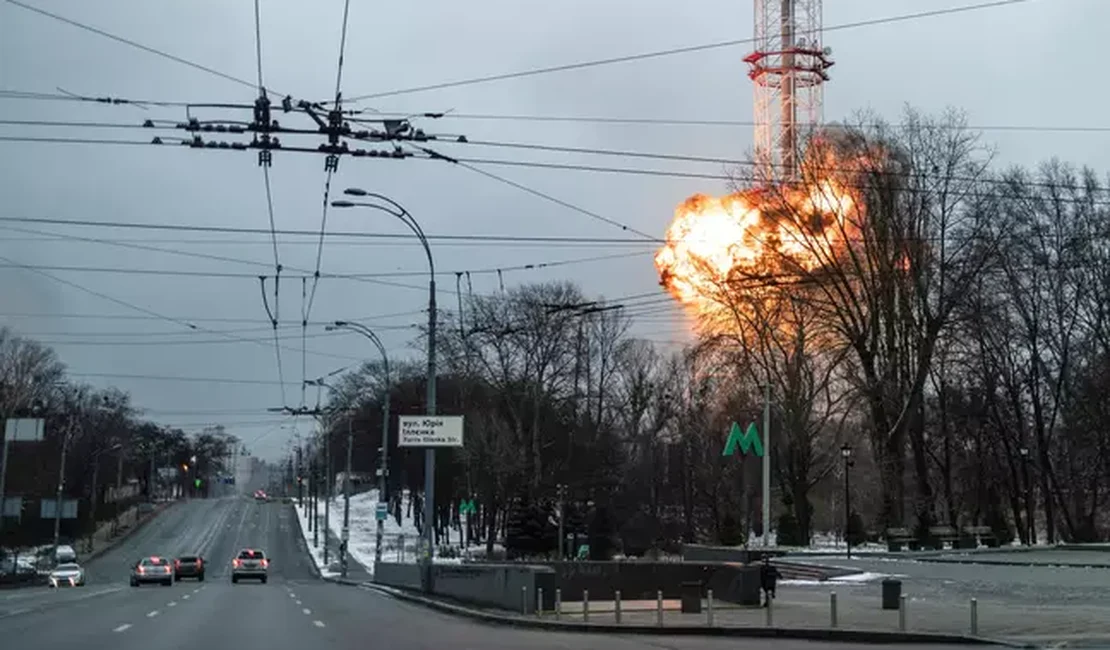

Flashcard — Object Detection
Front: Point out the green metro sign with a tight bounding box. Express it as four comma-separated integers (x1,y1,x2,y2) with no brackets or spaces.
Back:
459,499,477,515
722,422,764,457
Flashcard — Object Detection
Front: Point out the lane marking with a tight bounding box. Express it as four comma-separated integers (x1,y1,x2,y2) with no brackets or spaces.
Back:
168,601,177,607
296,600,302,605
302,608,311,615
147,610,159,618
313,620,325,628
5,607,31,616
113,623,132,633
182,594,190,600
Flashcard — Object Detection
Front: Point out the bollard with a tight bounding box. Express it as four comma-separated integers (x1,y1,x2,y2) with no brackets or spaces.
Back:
899,594,907,631
830,591,838,628
765,592,773,627
970,598,978,636
583,589,590,622
555,588,562,621
707,589,714,626
522,586,528,615
615,590,622,624
656,590,664,627
537,588,544,618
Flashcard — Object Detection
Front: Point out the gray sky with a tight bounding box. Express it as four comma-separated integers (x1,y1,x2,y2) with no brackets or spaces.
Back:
0,0,1105,461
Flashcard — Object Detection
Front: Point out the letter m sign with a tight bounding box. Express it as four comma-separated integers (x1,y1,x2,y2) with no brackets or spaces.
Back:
722,422,764,457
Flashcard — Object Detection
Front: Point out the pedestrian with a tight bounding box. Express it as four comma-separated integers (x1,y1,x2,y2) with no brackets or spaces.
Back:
760,556,781,607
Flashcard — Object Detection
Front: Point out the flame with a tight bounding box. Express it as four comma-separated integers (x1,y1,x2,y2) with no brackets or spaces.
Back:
654,175,858,324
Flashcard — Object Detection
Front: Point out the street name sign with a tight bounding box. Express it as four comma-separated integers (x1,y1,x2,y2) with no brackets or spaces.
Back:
397,415,464,447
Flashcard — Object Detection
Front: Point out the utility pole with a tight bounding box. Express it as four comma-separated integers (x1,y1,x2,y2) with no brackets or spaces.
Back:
556,483,566,560
762,382,771,547
296,446,303,507
52,415,74,552
312,450,319,549
323,430,331,566
342,415,353,577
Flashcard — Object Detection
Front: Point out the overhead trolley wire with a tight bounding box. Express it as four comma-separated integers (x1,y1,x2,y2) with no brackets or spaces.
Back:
343,0,1031,101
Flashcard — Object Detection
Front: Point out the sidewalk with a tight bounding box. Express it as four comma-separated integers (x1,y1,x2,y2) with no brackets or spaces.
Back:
292,500,372,582
530,586,1110,644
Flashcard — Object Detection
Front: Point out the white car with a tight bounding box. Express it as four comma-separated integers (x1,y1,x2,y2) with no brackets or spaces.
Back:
48,563,85,587
54,544,77,564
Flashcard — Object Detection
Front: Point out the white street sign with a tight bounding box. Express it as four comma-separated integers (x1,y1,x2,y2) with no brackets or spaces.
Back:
397,415,464,447
4,418,44,442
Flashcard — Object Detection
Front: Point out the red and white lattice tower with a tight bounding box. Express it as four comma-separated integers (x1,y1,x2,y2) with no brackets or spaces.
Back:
745,0,833,183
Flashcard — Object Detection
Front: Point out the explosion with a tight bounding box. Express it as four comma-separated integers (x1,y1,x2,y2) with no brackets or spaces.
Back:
654,177,858,322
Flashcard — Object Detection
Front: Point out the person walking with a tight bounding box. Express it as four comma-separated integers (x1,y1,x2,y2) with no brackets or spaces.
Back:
760,556,781,607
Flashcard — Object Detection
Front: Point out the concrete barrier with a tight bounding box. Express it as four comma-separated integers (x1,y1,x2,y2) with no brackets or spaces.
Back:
500,561,762,607
373,562,556,613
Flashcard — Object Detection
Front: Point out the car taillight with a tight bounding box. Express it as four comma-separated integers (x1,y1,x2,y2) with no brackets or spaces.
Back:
261,559,269,568
175,560,181,567
138,567,145,574
164,566,171,573
233,559,241,568
196,559,203,567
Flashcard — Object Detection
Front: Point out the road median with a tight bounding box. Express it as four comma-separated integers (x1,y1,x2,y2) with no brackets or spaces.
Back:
361,582,1028,647
84,500,178,563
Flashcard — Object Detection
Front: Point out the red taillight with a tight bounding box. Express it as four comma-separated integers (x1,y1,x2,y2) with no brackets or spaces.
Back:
175,560,181,567
196,559,203,568
261,559,269,568
233,559,241,568
165,566,171,573
138,566,145,575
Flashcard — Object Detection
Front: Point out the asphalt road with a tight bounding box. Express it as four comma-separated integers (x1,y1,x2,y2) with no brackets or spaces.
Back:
0,497,982,650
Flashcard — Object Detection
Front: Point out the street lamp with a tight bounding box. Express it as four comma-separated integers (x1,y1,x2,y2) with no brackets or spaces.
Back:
326,320,392,572
87,443,123,553
840,443,854,560
333,189,439,586
1019,447,1032,545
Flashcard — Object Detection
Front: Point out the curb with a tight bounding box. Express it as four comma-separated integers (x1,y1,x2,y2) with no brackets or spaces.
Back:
84,500,179,564
288,503,323,579
361,583,1028,647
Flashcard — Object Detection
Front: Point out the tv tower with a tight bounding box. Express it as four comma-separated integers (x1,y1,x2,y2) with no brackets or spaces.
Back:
745,0,834,182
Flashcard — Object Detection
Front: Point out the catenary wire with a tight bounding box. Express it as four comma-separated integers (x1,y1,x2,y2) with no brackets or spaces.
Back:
343,0,1031,101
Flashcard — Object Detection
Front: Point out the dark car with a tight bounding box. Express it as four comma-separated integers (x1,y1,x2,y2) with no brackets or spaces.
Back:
174,555,205,581
130,556,173,587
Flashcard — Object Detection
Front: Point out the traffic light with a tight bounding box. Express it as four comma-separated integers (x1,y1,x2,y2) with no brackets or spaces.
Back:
194,478,201,488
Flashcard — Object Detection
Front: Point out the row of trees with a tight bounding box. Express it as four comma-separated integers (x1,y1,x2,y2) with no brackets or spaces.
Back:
306,107,1110,555
0,327,237,551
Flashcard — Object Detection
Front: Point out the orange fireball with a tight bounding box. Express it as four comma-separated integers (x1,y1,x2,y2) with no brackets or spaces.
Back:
654,178,857,321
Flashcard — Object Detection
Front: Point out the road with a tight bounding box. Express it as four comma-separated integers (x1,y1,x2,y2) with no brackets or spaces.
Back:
0,496,980,650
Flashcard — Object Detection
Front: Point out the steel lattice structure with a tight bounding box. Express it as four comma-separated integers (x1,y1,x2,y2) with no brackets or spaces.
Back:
745,0,833,182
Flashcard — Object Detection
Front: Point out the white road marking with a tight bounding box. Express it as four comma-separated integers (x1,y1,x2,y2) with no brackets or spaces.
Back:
313,620,325,628
168,601,177,607
182,594,190,600
113,624,132,633
6,608,31,616
295,600,302,605
147,610,159,618
302,608,311,615
289,592,296,598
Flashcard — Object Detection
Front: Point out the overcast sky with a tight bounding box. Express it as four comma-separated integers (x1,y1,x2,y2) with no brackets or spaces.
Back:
0,0,1105,461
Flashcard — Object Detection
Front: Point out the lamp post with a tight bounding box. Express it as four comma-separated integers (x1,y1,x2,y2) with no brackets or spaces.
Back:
87,443,123,553
327,320,392,571
333,190,438,587
1019,447,1032,545
840,443,853,560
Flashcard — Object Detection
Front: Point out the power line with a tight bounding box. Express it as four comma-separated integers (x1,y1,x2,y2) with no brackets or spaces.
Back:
0,308,428,325
344,0,1031,101
455,160,658,240
67,371,294,386
3,0,257,91
0,215,662,245
383,111,1110,135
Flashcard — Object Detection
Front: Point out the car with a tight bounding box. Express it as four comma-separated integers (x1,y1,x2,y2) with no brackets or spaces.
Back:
48,562,85,587
130,556,174,587
231,548,268,584
53,544,77,564
174,555,205,581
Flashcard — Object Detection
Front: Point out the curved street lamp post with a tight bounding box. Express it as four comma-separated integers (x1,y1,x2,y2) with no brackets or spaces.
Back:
326,321,392,571
332,190,437,586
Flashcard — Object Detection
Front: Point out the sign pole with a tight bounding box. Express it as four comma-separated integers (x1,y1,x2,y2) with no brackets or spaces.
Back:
762,383,771,547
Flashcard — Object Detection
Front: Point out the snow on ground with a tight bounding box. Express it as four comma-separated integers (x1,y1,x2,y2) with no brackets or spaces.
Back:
293,501,340,578
781,571,902,586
